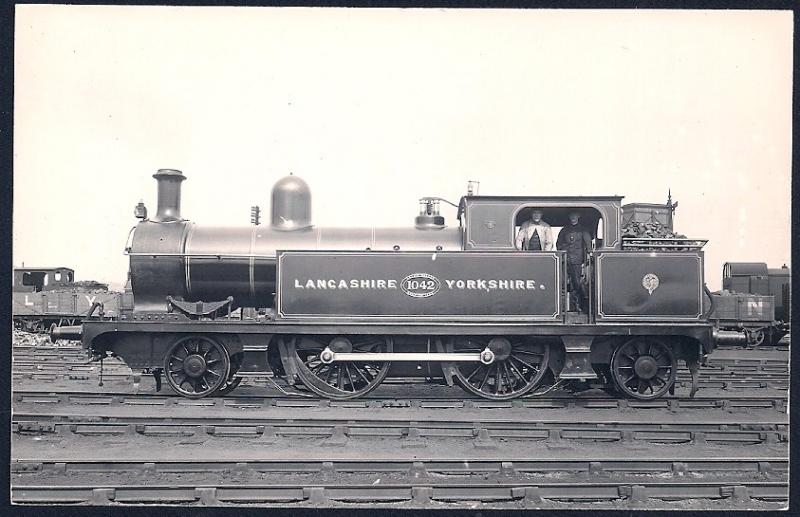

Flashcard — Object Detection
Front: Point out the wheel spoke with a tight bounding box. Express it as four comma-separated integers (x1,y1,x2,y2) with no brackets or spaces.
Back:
465,364,484,382
336,366,344,390
506,359,525,382
511,355,539,372
502,363,514,392
478,366,492,390
343,363,356,391
361,365,376,381
352,364,371,384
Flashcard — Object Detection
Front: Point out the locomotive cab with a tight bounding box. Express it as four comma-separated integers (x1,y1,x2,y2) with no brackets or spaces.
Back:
460,195,622,253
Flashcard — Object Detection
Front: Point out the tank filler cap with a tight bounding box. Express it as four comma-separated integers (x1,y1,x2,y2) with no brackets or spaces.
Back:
271,174,312,231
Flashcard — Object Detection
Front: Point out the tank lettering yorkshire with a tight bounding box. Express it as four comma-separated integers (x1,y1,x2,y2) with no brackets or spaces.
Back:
444,279,542,291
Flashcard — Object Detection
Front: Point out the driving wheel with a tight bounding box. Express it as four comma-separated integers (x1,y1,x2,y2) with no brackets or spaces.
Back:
286,335,392,400
447,337,550,400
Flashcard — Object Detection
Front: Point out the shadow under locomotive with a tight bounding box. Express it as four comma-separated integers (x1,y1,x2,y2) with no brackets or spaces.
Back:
53,169,731,402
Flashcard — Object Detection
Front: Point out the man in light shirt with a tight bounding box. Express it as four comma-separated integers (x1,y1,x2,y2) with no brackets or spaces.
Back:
515,209,554,251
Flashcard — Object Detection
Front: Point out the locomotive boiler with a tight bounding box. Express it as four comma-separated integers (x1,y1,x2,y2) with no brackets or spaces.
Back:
54,168,719,402
128,170,462,311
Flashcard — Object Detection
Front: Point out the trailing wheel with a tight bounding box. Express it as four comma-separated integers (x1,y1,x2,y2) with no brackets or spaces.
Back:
447,337,550,400
285,335,391,400
610,338,677,400
164,335,231,399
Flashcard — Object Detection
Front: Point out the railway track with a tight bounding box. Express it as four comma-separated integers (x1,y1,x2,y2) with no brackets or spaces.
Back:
11,389,789,412
12,457,788,507
11,371,791,393
12,415,788,446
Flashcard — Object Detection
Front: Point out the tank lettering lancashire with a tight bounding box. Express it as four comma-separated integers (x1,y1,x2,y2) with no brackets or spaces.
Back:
294,278,399,290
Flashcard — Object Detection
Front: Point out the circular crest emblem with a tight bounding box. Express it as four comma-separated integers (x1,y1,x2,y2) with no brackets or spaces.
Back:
642,273,660,295
401,273,441,298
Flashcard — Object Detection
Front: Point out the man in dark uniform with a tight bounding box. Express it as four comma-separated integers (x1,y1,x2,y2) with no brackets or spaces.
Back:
557,211,592,311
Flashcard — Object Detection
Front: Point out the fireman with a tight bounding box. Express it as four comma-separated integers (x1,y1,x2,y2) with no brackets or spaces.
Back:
557,211,592,312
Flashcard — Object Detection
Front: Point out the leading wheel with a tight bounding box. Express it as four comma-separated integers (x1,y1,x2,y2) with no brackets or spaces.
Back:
164,335,231,399
610,338,676,400
286,335,392,400
447,337,550,400
215,353,243,396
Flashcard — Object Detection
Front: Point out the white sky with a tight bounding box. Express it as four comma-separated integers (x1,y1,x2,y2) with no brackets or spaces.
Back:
14,6,792,290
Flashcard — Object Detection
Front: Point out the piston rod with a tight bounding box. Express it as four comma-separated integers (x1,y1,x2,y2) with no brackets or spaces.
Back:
319,348,495,365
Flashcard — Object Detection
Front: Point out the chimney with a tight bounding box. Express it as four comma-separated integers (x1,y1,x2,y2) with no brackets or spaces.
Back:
151,169,186,222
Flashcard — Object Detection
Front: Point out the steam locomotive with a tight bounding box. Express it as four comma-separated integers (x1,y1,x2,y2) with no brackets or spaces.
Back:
53,169,729,401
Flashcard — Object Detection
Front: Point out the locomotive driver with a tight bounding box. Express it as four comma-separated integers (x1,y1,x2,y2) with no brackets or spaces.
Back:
557,211,592,312
515,209,554,251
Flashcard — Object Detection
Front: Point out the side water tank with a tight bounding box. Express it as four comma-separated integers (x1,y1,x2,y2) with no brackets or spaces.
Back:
271,174,312,231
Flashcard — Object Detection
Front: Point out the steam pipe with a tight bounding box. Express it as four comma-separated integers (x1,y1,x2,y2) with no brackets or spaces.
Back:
151,169,186,222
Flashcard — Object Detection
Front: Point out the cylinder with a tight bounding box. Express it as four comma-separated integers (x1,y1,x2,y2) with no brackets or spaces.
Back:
152,169,186,222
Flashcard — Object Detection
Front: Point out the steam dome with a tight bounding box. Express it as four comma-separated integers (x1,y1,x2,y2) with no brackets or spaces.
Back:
271,174,312,231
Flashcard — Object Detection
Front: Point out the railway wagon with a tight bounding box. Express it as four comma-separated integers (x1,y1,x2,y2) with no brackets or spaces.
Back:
12,267,123,332
53,169,722,401
705,263,790,346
